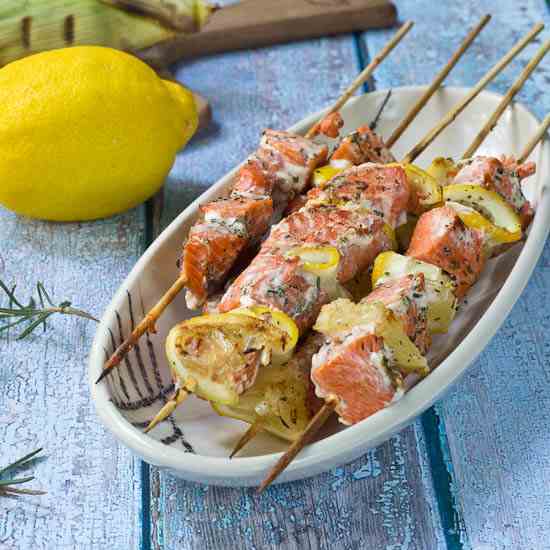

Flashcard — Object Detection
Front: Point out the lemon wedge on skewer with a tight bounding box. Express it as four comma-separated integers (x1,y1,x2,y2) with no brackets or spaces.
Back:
392,163,443,212
442,184,522,244
426,157,458,187
166,309,299,405
313,165,344,186
286,245,350,300
371,251,457,334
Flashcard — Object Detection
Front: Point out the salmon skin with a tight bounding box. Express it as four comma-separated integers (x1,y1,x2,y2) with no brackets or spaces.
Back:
330,124,395,167
365,273,431,354
407,205,485,298
312,330,402,425
182,130,328,308
453,155,536,228
308,162,411,228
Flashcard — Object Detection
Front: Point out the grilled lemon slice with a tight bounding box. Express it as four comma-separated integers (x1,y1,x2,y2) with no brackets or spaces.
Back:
371,251,457,334
212,363,313,442
426,156,458,187
390,163,442,212
443,184,522,243
286,245,350,300
312,165,344,187
166,309,298,405
315,300,429,376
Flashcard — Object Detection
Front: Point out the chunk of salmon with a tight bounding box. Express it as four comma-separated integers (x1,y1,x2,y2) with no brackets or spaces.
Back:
200,197,273,240
407,206,485,298
308,163,410,228
183,226,247,308
364,274,431,354
263,202,393,283
259,129,328,196
312,331,401,425
316,112,345,138
182,198,273,307
232,156,276,199
454,155,535,228
218,253,329,333
330,125,396,167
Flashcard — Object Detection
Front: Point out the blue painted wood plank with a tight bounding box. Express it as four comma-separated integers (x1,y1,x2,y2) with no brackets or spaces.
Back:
0,209,146,548
361,1,550,548
149,30,445,550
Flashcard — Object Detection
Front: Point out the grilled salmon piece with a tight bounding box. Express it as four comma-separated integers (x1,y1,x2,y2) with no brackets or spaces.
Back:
200,197,273,240
284,194,309,216
330,125,396,167
407,205,485,298
312,331,401,425
308,163,411,228
218,253,329,333
365,273,431,354
317,112,344,138
184,131,327,308
263,202,393,283
454,155,536,228
183,226,247,308
182,198,273,307
232,156,276,199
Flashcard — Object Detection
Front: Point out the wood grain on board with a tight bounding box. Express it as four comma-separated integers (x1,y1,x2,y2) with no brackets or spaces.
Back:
141,0,396,66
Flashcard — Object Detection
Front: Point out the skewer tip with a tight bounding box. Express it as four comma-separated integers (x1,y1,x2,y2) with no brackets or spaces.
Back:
144,387,190,433
95,367,114,384
229,422,263,459
257,399,337,493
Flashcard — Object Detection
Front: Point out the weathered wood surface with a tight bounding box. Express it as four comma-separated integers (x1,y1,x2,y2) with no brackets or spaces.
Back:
363,0,550,547
150,29,444,550
2,0,550,548
0,211,146,548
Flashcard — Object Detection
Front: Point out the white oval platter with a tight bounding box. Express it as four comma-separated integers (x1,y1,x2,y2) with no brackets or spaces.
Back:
89,86,550,487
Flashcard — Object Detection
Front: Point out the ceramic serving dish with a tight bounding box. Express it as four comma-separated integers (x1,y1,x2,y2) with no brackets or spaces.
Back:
89,86,550,486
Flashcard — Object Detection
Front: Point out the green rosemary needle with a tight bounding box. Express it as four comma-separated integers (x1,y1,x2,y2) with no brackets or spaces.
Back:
0,448,46,497
0,279,98,340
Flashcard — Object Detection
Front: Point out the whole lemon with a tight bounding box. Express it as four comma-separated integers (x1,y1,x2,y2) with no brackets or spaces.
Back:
0,46,197,221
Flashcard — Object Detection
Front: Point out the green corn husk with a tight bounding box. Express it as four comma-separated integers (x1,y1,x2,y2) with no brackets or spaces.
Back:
0,0,213,66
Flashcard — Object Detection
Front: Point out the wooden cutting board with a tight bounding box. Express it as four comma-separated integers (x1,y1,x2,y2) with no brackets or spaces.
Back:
140,0,397,66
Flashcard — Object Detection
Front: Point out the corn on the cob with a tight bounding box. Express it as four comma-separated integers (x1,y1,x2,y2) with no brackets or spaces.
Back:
0,0,213,66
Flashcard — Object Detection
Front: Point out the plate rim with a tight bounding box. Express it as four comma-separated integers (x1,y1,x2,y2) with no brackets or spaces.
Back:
88,85,550,485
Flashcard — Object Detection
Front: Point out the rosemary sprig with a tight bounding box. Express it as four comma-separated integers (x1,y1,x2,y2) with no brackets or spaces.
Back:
0,279,98,340
0,448,46,497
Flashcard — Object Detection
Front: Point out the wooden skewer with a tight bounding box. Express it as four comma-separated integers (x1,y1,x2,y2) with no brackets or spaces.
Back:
97,23,413,385
305,21,414,139
463,39,550,159
258,399,337,493
229,420,263,459
96,276,188,384
518,113,550,164
403,22,544,164
227,24,492,458
144,378,196,433
258,23,547,491
385,14,491,148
